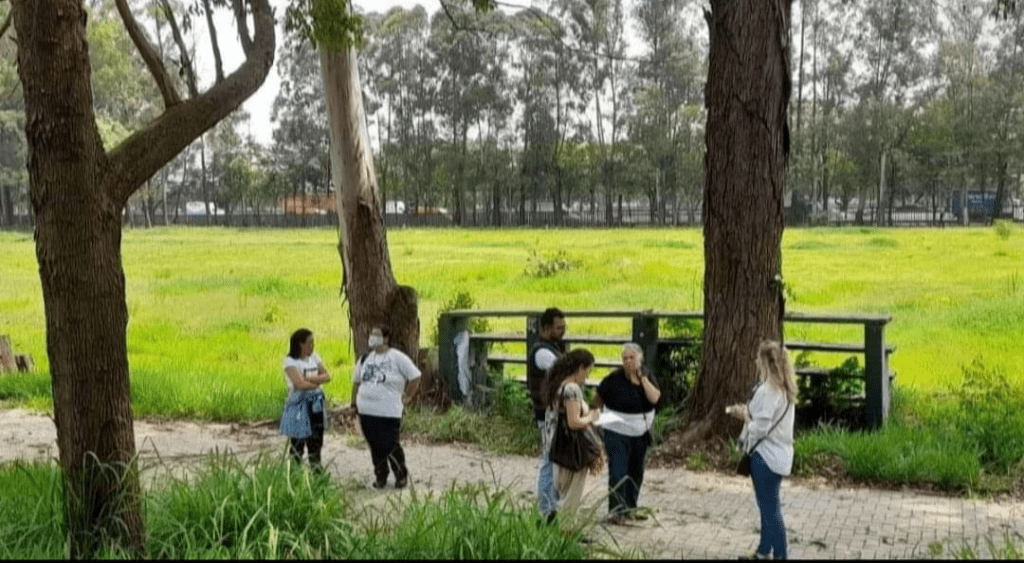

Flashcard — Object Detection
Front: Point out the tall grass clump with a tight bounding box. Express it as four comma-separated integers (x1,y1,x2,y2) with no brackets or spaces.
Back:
358,484,589,559
954,532,1024,559
0,462,64,558
795,363,1024,493
946,358,1024,473
144,453,358,559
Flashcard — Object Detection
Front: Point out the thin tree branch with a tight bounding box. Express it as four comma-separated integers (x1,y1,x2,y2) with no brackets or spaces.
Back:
202,0,225,83
0,9,11,42
232,0,254,56
106,0,275,205
160,0,199,99
113,0,181,108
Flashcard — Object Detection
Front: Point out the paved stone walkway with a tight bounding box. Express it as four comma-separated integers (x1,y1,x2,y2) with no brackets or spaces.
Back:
3,409,1022,559
357,440,1024,560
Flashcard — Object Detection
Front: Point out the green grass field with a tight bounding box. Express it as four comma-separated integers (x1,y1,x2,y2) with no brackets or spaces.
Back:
1,225,1022,420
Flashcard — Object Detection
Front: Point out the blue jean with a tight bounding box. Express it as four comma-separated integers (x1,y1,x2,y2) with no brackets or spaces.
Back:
603,429,649,516
536,420,558,516
751,451,787,559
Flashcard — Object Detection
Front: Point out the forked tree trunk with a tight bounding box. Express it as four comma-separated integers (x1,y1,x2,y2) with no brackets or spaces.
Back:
684,0,791,443
320,47,418,359
14,3,143,555
11,0,274,556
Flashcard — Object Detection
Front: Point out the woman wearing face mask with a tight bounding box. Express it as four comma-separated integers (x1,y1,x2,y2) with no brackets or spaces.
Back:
351,324,421,489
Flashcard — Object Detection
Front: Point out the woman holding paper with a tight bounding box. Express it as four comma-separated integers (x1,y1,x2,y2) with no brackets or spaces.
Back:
592,342,661,524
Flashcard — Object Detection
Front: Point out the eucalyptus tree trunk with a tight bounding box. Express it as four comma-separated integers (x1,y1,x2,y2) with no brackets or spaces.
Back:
320,48,419,360
684,0,791,443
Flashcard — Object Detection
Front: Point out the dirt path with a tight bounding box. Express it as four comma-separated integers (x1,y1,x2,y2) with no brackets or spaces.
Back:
3,409,1022,559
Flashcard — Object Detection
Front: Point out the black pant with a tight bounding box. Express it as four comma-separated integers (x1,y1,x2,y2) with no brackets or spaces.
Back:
289,405,325,468
603,429,650,516
358,414,407,484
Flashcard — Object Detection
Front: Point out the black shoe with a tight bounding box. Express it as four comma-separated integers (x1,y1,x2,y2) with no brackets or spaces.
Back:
545,511,558,525
395,475,408,489
372,479,387,489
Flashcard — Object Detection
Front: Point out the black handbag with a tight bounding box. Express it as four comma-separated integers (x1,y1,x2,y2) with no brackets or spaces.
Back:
736,397,789,477
736,452,754,476
550,411,601,472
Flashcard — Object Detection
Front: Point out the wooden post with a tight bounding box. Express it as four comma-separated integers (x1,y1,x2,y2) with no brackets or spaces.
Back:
526,313,540,356
0,336,17,373
864,320,890,429
15,355,35,372
632,312,659,376
438,313,469,403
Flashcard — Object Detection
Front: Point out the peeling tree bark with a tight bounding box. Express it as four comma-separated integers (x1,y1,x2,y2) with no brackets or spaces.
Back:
320,47,419,361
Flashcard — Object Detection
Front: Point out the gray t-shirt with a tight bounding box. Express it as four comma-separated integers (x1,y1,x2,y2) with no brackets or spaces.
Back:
353,348,422,418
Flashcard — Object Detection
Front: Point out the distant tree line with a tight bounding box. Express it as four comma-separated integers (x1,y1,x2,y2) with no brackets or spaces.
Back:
2,0,1024,229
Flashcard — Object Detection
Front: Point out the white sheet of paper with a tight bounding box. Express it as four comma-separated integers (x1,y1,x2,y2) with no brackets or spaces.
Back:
594,410,626,427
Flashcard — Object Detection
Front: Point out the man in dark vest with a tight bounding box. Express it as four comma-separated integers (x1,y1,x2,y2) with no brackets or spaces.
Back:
529,307,567,522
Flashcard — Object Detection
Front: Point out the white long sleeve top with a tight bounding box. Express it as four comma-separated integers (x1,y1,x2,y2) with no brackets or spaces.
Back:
739,381,795,476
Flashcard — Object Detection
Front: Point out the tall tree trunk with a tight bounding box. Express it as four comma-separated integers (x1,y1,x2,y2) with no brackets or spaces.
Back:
2,185,14,227
12,0,274,556
320,47,418,359
13,2,143,555
686,0,791,443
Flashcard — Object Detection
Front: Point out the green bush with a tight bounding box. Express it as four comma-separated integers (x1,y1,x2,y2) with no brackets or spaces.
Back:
994,219,1015,240
525,249,579,278
655,318,702,406
948,358,1024,473
430,290,490,347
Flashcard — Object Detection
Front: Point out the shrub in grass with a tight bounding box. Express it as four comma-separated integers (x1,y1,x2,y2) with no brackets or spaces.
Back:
404,375,538,456
948,358,1024,473
795,419,980,490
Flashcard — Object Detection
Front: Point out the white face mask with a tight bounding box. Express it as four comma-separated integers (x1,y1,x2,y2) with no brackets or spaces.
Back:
368,334,384,349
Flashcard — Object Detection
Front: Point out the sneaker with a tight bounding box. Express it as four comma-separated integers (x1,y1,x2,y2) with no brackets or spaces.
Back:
395,476,408,489
605,515,627,525
372,479,387,489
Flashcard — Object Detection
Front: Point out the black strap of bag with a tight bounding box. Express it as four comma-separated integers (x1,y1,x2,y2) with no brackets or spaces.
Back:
737,396,789,476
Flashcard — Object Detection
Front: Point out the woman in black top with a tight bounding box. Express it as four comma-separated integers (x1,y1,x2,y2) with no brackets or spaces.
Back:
592,342,661,523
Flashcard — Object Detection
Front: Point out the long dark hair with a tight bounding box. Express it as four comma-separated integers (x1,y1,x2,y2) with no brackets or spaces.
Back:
542,348,595,408
288,328,313,359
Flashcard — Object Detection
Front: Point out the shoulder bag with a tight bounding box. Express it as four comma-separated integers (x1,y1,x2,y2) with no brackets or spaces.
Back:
549,383,601,472
737,397,789,477
550,410,602,472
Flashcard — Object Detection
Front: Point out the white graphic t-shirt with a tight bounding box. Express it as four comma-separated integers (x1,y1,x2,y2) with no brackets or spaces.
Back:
353,348,422,418
283,352,323,396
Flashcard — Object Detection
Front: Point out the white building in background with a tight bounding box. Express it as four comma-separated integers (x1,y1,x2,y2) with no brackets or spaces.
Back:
184,201,225,216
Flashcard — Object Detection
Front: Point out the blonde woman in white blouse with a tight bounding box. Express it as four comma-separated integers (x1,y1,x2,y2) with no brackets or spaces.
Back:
727,340,796,560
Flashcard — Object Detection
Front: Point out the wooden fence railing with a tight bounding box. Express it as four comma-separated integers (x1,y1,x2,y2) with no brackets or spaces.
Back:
438,309,894,429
